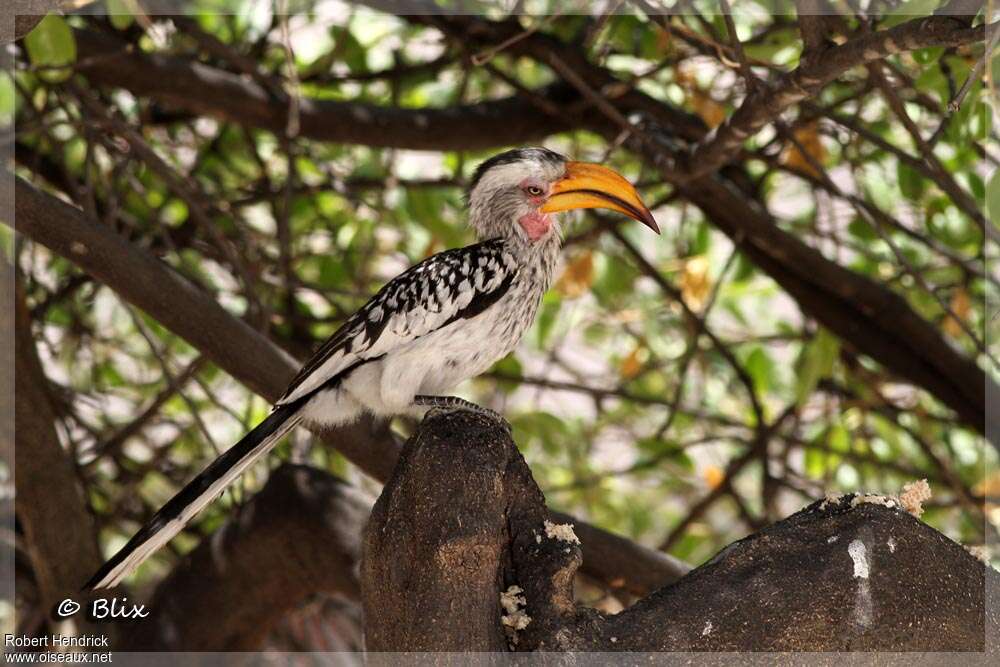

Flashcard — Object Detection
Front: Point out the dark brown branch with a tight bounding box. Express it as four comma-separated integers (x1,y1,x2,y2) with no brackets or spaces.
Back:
72,29,575,151
794,0,833,62
121,464,370,651
364,409,994,652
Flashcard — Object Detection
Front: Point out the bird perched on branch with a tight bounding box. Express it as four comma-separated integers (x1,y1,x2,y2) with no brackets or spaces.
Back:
85,147,658,590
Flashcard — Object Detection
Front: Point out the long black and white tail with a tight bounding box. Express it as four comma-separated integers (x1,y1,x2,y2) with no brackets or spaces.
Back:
83,401,304,590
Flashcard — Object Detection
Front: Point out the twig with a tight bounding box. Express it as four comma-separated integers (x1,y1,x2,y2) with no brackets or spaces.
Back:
278,0,301,139
719,0,756,93
947,18,997,113
470,11,564,66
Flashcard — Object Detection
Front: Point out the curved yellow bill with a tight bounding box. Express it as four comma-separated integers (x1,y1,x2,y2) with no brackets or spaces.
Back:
540,162,659,233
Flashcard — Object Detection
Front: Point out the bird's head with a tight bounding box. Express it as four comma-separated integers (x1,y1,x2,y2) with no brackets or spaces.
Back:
466,147,659,245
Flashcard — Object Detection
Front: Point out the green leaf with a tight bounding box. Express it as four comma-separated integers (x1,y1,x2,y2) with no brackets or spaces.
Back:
966,172,984,204
829,423,850,453
897,162,924,201
24,14,77,84
690,221,711,255
805,447,826,479
731,252,756,282
795,328,840,407
490,354,522,393
534,293,562,347
847,217,877,241
330,27,367,73
744,346,775,395
106,0,136,30
0,71,14,122
912,47,943,65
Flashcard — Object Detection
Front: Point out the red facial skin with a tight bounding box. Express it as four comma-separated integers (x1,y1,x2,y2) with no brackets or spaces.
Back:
518,211,552,241
518,179,552,242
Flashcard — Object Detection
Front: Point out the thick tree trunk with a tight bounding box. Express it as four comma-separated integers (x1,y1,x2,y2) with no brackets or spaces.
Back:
362,410,998,654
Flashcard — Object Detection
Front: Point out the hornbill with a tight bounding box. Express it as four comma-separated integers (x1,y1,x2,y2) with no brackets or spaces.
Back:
84,147,658,590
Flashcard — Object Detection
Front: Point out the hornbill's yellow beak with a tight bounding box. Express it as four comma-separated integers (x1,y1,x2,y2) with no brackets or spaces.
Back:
540,162,659,233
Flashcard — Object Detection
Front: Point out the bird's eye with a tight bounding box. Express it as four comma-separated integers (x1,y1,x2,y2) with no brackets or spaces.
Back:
525,186,544,197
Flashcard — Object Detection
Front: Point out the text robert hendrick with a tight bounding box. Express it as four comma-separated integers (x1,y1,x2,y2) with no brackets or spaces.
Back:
5,634,110,649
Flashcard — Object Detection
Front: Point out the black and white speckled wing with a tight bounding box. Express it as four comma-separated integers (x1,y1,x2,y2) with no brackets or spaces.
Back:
277,239,517,405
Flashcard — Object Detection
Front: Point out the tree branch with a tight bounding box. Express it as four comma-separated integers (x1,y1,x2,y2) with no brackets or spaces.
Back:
794,0,833,62
72,29,575,151
365,409,995,652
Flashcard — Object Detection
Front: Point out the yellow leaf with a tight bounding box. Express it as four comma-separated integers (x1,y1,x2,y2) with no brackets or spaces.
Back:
974,471,1000,498
676,65,726,129
703,464,725,490
620,345,645,380
674,66,696,89
691,91,726,129
975,472,1000,520
680,255,711,310
780,122,827,178
555,251,594,298
942,288,970,339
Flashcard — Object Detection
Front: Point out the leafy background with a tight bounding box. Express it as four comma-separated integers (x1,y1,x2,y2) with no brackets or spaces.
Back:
5,0,997,641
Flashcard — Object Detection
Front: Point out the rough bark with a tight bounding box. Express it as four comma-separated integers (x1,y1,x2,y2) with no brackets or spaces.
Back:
362,410,997,654
362,411,528,651
120,464,371,651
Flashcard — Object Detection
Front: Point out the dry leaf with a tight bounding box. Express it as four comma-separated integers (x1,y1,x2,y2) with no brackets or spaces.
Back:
703,464,725,490
680,255,711,310
942,288,970,338
620,345,645,380
676,65,726,129
690,92,726,129
674,66,696,88
555,251,594,298
780,122,827,178
974,471,1000,509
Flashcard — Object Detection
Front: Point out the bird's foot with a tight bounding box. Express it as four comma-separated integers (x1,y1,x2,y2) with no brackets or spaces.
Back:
414,395,512,434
